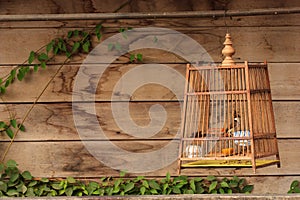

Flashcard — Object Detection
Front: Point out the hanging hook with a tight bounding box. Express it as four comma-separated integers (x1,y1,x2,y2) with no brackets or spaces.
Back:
223,9,229,34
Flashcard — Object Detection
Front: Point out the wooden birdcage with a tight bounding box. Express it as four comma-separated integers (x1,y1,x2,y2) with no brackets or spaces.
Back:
178,34,280,173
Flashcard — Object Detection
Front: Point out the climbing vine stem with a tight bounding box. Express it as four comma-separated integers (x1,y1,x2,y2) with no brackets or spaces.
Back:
0,0,142,162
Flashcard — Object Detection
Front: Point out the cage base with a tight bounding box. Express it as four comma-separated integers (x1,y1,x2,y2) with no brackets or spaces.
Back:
181,159,280,168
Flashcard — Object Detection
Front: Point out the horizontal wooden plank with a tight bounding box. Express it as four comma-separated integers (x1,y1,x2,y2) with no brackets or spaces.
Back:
0,27,300,64
0,101,299,141
0,0,299,15
1,13,300,28
246,176,298,194
0,139,299,179
0,63,299,102
0,102,181,140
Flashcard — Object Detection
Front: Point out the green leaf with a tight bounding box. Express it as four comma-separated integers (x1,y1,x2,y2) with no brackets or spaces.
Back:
65,187,73,196
46,41,54,53
119,27,125,33
16,183,27,194
0,163,4,172
82,41,90,53
220,181,229,188
61,43,67,52
96,32,102,41
172,186,181,194
196,185,205,194
6,128,14,139
9,173,19,183
18,124,25,132
22,171,33,180
166,172,171,182
0,181,7,192
53,46,59,55
219,188,225,194
72,42,80,53
95,25,102,41
40,178,49,183
73,30,79,37
134,176,144,182
207,175,216,181
229,180,238,188
184,189,194,194
6,189,19,196
124,182,134,193
129,54,135,63
294,187,300,193
25,187,35,197
37,53,48,62
108,43,114,51
33,64,39,72
51,183,63,190
67,31,73,38
0,86,6,94
0,78,2,85
140,186,146,195
149,180,160,190
28,181,37,187
6,160,17,168
114,43,122,51
142,180,149,189
291,180,299,189
136,53,143,61
190,179,196,192
114,179,122,188
81,31,89,38
10,119,17,128
5,78,11,87
40,62,46,69
10,69,16,79
112,186,120,194
28,51,35,64
209,181,218,193
149,188,158,194
242,185,254,193
96,24,102,31
0,121,7,129
66,176,76,184
17,70,25,81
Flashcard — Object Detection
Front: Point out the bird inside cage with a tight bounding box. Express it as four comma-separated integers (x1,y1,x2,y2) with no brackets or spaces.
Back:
224,111,241,137
185,131,207,158
223,111,251,156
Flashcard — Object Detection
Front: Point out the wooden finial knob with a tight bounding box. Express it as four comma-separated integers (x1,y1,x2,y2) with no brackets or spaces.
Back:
222,33,235,66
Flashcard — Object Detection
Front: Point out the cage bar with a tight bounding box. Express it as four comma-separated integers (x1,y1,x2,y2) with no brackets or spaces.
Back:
178,34,280,174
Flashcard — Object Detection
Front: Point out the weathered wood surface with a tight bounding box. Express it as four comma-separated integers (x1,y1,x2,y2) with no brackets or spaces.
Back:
0,0,299,194
0,139,298,178
1,63,299,102
0,101,299,141
0,27,300,64
1,14,300,28
0,0,299,14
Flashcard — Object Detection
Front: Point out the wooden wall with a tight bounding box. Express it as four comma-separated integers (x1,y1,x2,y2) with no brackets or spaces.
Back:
0,0,300,194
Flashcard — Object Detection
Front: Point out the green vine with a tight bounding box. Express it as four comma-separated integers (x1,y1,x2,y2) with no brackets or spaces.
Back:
288,180,300,193
0,14,143,162
0,160,253,197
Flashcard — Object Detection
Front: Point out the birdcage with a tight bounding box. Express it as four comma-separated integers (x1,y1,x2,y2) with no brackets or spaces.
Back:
178,34,280,173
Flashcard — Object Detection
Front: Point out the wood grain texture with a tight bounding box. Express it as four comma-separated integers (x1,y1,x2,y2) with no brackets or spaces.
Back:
0,0,299,14
1,63,299,102
1,14,300,28
0,101,299,141
0,139,299,178
0,0,299,189
0,27,300,64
